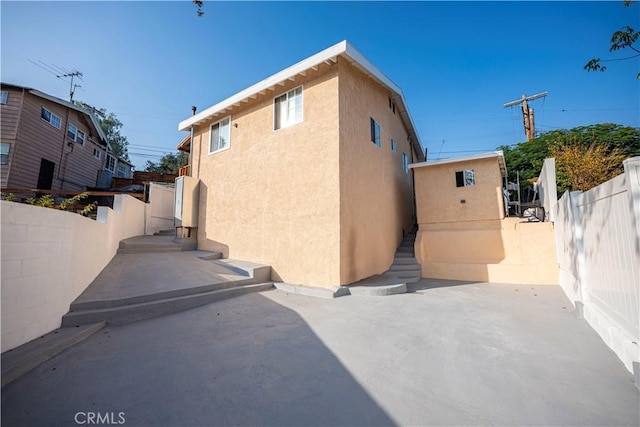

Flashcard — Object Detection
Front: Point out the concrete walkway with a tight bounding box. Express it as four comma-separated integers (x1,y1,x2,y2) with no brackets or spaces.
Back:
2,279,638,426
74,251,259,304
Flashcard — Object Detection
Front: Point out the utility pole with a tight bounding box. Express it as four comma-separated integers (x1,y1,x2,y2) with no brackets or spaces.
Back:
503,92,547,141
57,71,83,102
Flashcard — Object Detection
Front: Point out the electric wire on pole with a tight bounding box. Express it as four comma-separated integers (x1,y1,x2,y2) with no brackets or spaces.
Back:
503,92,548,141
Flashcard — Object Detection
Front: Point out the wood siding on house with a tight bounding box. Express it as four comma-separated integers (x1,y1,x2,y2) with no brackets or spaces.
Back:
0,85,107,190
61,108,107,190
0,87,25,187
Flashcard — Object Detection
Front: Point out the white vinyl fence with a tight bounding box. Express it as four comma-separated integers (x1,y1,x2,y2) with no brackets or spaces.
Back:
537,158,557,222
553,157,640,375
145,182,175,235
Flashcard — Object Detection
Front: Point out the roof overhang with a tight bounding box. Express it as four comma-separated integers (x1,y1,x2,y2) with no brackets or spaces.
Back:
2,83,108,145
27,89,108,144
177,135,191,152
178,40,425,162
410,150,507,177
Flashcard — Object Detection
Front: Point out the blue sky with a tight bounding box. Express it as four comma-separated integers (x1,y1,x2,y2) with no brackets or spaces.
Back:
2,1,638,170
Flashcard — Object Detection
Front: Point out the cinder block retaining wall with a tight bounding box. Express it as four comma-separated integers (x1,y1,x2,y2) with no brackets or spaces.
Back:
1,195,145,352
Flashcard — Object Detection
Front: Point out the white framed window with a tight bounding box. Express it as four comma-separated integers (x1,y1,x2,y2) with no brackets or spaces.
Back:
117,164,126,177
455,169,475,187
41,107,61,129
402,153,409,174
370,118,381,147
1,143,10,164
274,86,303,130
93,149,101,160
77,130,85,146
67,123,78,141
106,155,116,172
209,116,231,154
391,138,396,153
1,91,8,105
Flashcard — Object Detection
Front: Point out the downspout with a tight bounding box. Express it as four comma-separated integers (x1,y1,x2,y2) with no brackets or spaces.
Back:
57,107,72,189
190,106,196,177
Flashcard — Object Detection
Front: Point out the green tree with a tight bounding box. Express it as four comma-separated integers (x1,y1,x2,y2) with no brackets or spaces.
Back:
99,112,130,161
584,1,639,79
144,152,188,175
499,123,640,193
75,101,130,161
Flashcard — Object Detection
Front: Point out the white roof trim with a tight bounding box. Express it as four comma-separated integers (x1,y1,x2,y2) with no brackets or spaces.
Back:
410,150,507,176
178,40,424,161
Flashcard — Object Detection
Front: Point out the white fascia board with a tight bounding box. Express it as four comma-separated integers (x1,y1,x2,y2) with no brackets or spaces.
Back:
410,150,506,173
29,89,108,143
178,40,425,161
179,41,348,131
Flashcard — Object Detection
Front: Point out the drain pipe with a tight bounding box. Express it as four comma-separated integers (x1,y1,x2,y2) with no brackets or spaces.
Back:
189,106,196,177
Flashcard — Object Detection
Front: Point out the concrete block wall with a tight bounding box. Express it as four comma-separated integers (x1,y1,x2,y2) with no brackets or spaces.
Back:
1,195,145,352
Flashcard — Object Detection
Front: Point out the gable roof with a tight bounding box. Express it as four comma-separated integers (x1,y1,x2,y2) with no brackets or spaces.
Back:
409,150,507,177
178,40,425,161
1,82,108,144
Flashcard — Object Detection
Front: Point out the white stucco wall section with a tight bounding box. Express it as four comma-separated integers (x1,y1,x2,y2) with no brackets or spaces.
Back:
1,195,145,352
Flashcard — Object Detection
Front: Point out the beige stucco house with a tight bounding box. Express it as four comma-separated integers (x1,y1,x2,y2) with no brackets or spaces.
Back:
178,41,425,288
411,151,559,285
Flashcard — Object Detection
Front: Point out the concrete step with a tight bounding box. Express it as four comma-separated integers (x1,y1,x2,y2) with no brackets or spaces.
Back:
394,252,415,258
396,247,415,254
383,271,421,283
117,235,197,254
388,263,421,272
62,283,274,327
117,246,181,254
69,275,265,311
154,229,175,236
393,256,418,264
1,322,105,387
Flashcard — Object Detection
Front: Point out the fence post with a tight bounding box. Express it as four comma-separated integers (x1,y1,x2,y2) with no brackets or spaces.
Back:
569,191,587,308
623,158,640,259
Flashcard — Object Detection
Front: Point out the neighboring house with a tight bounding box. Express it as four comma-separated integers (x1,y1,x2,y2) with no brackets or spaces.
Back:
176,134,190,176
410,151,559,285
178,40,425,288
0,83,110,191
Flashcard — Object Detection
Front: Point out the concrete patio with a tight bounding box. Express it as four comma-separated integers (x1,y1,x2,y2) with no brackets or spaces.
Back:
2,279,638,426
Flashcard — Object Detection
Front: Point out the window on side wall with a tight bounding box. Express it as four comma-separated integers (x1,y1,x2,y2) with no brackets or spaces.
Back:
0,91,8,105
41,107,61,129
370,118,381,147
391,138,396,152
274,86,303,130
106,155,116,172
93,149,101,160
402,153,409,173
455,169,475,187
1,143,10,164
209,116,231,154
67,123,78,141
77,130,85,146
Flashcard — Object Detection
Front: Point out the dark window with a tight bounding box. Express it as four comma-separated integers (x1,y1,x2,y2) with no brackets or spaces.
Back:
370,117,381,147
456,169,475,187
